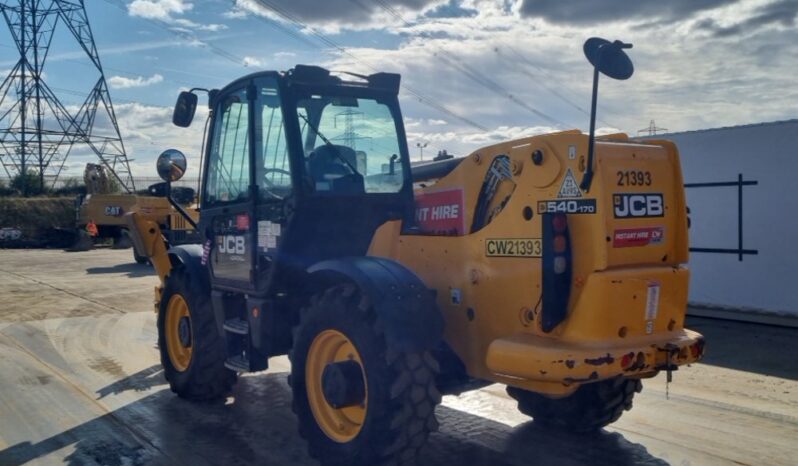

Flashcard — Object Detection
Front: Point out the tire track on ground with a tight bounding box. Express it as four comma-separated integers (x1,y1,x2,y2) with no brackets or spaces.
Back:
2,330,174,464
0,269,127,315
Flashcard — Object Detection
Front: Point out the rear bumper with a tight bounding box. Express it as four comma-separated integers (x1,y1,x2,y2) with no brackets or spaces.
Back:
485,329,704,384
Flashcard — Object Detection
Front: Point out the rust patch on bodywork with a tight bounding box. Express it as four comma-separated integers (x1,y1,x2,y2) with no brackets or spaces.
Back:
564,371,599,385
584,353,614,366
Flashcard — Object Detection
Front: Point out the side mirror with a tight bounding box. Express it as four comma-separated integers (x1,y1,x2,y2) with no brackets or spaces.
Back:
580,37,634,192
173,91,198,127
583,37,634,80
156,149,188,182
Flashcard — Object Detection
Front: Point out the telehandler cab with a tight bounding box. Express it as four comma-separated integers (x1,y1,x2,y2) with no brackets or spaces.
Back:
128,38,705,466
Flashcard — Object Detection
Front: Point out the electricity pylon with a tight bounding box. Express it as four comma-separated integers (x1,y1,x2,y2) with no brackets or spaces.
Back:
0,0,134,194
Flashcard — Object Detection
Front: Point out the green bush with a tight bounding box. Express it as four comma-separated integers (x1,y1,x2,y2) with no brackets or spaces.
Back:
10,170,48,196
0,178,13,197
52,177,87,196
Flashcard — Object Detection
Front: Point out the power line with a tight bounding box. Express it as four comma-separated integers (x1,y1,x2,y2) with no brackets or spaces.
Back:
251,0,489,133
369,0,572,128
492,44,618,128
99,0,247,66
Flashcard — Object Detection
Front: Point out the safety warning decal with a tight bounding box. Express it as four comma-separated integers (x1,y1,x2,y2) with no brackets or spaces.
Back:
415,188,466,235
645,282,660,320
557,168,582,198
612,226,664,248
258,220,281,251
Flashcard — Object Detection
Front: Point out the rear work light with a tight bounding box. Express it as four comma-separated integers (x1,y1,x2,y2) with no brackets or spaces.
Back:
541,212,572,332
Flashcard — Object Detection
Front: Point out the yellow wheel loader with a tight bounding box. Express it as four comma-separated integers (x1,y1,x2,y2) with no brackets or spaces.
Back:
128,38,704,466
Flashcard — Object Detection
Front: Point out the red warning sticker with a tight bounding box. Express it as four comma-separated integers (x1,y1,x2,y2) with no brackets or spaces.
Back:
414,188,466,235
236,214,250,231
613,226,664,248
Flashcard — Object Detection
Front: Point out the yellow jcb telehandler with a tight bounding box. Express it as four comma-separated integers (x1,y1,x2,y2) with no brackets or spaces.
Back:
128,38,704,466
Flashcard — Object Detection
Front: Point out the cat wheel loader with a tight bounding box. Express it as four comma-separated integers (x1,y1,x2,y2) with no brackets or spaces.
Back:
128,38,704,465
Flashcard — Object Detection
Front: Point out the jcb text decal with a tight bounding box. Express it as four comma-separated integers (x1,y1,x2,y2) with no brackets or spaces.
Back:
613,193,663,218
218,235,246,255
486,238,542,257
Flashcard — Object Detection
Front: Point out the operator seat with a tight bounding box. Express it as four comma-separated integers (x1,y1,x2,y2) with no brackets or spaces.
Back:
307,144,364,194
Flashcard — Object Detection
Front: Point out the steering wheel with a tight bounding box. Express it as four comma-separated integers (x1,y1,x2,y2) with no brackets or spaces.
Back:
261,168,291,199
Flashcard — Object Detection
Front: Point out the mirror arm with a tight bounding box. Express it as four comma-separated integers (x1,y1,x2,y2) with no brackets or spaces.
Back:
580,65,601,193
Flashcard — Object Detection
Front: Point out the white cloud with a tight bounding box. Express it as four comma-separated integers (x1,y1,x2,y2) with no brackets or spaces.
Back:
243,56,264,67
128,0,193,20
128,0,226,33
107,74,164,89
113,102,209,178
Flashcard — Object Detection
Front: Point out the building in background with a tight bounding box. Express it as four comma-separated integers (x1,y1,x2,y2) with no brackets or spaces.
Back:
645,119,798,324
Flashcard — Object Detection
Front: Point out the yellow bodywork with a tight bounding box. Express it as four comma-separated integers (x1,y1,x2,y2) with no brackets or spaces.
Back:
78,194,173,229
369,131,703,397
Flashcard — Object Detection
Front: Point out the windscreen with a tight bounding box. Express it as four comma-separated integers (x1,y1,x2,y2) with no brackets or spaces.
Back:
297,96,404,193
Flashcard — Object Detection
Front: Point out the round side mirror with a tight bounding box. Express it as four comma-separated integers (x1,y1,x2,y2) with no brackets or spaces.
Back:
584,37,634,80
156,149,188,182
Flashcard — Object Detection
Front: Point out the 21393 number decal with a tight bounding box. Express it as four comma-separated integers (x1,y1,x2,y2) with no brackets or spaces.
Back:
617,170,652,186
486,238,542,257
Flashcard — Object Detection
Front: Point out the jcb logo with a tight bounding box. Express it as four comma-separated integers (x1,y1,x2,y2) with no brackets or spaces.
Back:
614,193,664,218
218,235,246,254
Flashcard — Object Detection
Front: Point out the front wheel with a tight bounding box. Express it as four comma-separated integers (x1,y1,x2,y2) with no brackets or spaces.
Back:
132,245,149,265
290,284,440,466
158,266,236,400
507,377,643,433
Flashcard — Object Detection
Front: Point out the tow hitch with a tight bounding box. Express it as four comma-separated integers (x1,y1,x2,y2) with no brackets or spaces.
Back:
656,343,681,398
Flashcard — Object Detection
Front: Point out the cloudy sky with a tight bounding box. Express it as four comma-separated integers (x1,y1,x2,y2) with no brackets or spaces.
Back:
1,0,796,179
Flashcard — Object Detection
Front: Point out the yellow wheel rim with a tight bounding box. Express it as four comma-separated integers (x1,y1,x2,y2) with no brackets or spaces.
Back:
165,294,193,372
306,329,367,443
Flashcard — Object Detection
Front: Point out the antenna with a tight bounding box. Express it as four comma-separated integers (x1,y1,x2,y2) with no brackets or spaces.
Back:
0,0,134,195
580,37,634,192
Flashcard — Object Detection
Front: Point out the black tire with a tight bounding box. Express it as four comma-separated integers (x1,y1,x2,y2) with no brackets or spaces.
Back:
289,283,441,466
112,229,132,249
132,246,149,265
506,377,643,433
158,266,236,400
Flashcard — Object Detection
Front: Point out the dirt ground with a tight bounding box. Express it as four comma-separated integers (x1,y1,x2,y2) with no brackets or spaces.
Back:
0,248,796,465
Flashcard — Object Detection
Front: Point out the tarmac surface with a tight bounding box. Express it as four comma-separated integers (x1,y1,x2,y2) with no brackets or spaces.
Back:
0,248,796,465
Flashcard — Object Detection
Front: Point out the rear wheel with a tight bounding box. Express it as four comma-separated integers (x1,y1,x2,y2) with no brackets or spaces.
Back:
507,377,642,433
158,266,236,400
290,284,440,466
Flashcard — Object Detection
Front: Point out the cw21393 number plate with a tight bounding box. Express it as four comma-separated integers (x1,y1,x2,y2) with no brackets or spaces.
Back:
486,238,542,257
537,199,597,214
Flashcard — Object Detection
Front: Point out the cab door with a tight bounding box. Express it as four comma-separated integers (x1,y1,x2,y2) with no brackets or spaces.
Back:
201,85,256,290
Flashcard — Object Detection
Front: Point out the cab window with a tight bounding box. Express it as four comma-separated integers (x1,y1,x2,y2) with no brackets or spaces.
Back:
254,78,292,200
205,88,250,204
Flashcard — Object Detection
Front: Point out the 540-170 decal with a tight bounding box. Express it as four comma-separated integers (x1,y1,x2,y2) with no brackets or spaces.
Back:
537,199,596,214
486,238,542,257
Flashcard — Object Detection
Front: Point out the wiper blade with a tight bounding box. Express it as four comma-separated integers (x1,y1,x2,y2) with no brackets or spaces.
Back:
298,113,361,176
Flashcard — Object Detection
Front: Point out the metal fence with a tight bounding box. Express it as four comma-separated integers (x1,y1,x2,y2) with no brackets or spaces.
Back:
0,176,201,192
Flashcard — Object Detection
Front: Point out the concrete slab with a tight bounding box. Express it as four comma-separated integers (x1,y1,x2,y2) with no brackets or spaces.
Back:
0,249,796,465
